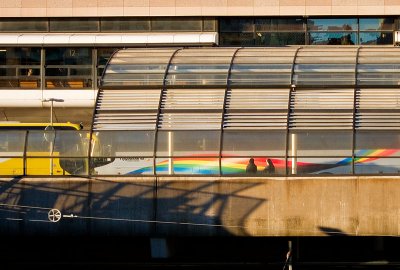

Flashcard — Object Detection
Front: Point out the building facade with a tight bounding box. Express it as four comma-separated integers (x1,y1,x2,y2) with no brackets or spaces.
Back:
0,0,399,127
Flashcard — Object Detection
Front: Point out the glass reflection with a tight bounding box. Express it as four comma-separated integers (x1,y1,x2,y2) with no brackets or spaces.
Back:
359,18,394,31
156,157,219,175
308,18,357,31
288,157,352,175
360,32,393,45
220,18,254,32
92,157,153,175
255,18,304,31
309,32,357,45
219,33,255,46
221,157,284,175
255,32,305,46
355,158,400,174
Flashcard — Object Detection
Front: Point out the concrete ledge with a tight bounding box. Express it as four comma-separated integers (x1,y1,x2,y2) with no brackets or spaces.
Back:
0,176,399,237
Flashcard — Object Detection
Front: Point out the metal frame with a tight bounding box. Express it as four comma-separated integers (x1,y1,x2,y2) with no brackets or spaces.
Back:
219,47,242,175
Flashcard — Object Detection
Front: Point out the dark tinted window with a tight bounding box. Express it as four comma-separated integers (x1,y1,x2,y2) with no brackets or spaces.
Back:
151,18,202,31
50,18,99,32
101,18,150,31
0,19,48,32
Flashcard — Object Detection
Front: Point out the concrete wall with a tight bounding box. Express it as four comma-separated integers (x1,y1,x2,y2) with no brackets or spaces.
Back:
0,0,399,17
0,176,399,237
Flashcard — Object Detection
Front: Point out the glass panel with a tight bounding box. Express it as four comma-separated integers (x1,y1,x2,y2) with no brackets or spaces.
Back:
0,158,23,175
156,131,220,157
293,73,355,86
203,18,217,31
97,48,119,79
219,33,255,46
92,157,153,175
0,48,41,89
359,32,393,45
91,131,155,157
0,19,48,32
0,48,41,65
0,131,26,156
220,18,254,32
54,131,90,157
59,158,88,175
255,32,305,46
230,73,291,86
308,18,357,31
357,73,400,86
359,18,394,31
222,131,286,157
101,18,150,31
151,18,202,31
355,132,400,157
166,74,228,86
255,18,304,31
288,131,353,157
50,18,99,32
46,48,91,65
26,131,54,156
45,48,92,89
288,157,352,175
355,158,400,174
309,32,357,45
102,73,165,87
156,157,219,175
221,157,285,175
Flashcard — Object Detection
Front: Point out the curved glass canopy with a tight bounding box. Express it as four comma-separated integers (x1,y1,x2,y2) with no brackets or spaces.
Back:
98,47,400,132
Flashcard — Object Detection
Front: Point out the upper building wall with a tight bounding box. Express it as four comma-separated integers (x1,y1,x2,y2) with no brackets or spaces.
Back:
0,0,400,17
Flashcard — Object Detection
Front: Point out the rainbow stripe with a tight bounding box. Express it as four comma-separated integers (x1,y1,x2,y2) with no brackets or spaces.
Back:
128,149,400,175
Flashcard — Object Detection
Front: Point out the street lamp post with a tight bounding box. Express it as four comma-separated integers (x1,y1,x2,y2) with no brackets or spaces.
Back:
42,98,64,127
42,98,64,175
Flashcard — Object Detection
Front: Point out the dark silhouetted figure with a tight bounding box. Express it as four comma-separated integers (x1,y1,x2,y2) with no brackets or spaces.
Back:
264,158,275,174
246,158,257,174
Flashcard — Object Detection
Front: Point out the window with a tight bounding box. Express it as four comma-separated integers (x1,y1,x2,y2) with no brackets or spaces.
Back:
49,18,99,32
45,48,92,89
0,19,48,32
151,18,202,31
101,18,150,32
0,47,41,89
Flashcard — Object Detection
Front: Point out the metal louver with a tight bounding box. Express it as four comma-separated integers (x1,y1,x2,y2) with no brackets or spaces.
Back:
224,89,289,129
356,88,400,129
289,89,354,129
158,89,225,130
93,89,161,130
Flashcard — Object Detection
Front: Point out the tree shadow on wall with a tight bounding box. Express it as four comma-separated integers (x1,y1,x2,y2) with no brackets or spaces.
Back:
0,177,266,237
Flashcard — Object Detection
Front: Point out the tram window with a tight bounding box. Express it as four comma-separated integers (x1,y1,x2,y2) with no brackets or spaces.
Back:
26,131,54,155
54,131,89,157
0,131,26,156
